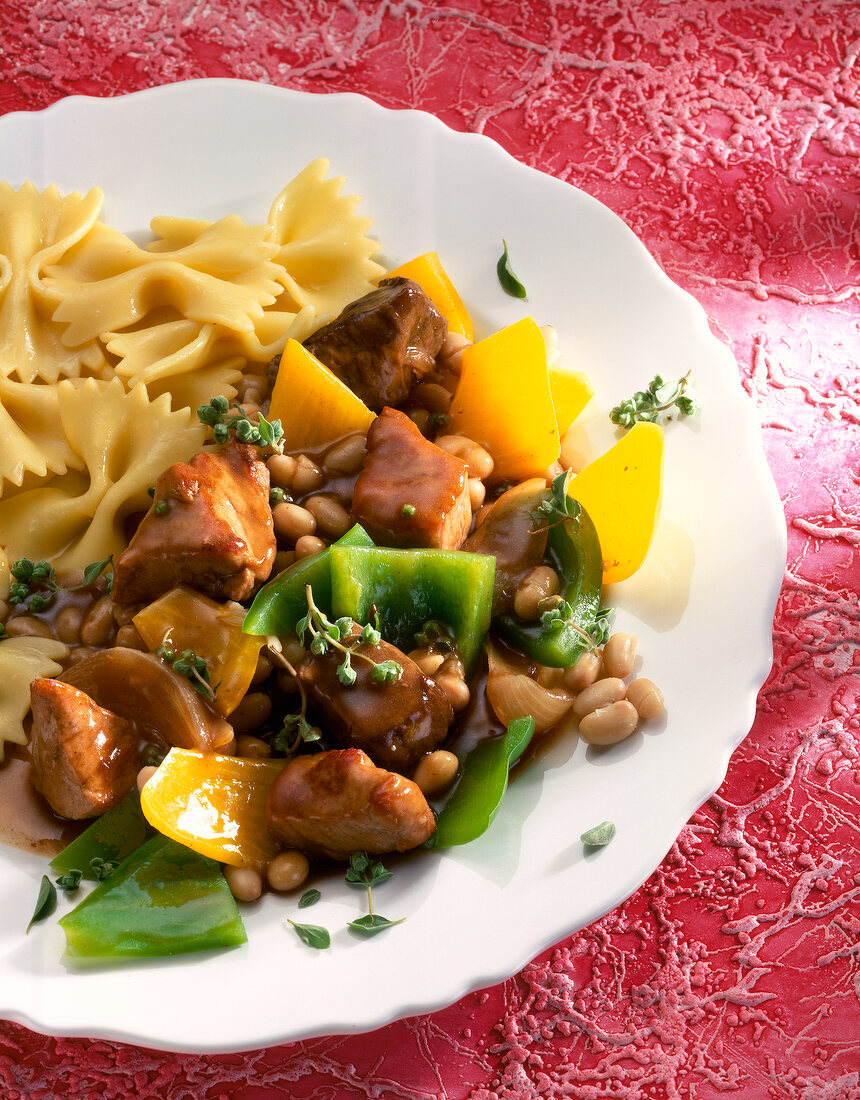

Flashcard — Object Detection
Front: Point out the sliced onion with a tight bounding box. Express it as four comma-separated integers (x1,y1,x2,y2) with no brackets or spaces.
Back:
486,671,573,733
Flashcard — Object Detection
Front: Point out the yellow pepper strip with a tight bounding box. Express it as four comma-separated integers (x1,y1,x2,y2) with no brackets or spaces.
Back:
140,748,284,870
548,365,594,434
447,316,559,482
385,252,473,341
133,586,265,717
268,338,375,450
568,421,664,585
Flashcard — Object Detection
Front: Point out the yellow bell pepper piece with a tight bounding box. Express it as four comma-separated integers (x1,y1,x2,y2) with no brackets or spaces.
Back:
269,338,375,450
548,365,594,434
133,586,265,717
386,252,473,341
447,316,559,482
568,421,664,585
140,748,284,870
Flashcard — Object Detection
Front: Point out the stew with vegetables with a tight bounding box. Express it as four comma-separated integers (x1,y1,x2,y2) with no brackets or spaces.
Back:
0,178,672,960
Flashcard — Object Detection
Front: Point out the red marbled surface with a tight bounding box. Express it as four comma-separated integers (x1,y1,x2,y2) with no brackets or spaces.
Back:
1,2,858,1097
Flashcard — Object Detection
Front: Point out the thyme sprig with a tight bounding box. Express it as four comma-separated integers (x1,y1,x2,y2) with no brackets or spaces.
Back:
532,470,614,649
535,468,578,525
345,852,403,935
8,556,114,612
155,644,216,702
264,644,323,758
296,586,402,688
609,371,698,429
197,396,285,453
538,598,614,649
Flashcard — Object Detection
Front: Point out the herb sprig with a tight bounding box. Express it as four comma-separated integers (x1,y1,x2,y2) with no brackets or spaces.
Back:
533,470,614,648
262,644,323,758
198,396,285,452
296,586,402,688
345,852,404,936
285,854,405,949
155,644,216,702
610,371,698,429
8,556,114,612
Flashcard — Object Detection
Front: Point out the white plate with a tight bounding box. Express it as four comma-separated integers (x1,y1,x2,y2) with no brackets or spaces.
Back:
0,79,785,1053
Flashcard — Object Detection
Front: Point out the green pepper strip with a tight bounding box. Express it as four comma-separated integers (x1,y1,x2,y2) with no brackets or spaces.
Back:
243,524,374,637
50,788,154,882
59,834,246,959
329,545,495,674
494,493,603,668
424,715,535,849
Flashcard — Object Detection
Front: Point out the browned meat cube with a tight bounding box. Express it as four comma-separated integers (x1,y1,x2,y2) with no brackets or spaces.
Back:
302,277,447,410
297,622,453,773
112,440,275,606
351,406,471,550
29,678,141,820
266,748,436,860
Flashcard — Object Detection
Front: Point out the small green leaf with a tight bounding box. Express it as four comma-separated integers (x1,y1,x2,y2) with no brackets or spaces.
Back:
345,851,370,883
28,593,54,612
581,821,616,848
497,239,527,298
298,888,321,909
11,558,36,583
27,875,57,932
336,657,357,686
81,556,113,588
345,852,393,888
288,919,331,949
370,659,402,684
347,914,405,937
55,869,83,893
89,857,119,881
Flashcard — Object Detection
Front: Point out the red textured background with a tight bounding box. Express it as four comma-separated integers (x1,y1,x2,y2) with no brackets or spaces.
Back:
1,3,859,1098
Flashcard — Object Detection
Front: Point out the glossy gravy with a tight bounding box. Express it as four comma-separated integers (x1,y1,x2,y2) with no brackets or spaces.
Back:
0,745,79,856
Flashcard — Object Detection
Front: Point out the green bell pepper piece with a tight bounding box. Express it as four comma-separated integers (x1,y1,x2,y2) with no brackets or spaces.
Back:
494,490,603,668
329,546,495,673
59,834,246,959
50,788,154,881
424,715,535,849
243,523,373,637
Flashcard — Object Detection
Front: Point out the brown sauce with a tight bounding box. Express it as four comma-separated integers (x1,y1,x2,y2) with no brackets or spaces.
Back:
0,745,80,856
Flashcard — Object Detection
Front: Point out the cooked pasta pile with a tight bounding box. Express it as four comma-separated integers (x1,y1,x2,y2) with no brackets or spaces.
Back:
0,159,384,757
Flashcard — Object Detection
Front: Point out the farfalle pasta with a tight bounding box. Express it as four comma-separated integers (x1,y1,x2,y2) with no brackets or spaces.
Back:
0,181,108,387
0,157,383,523
0,380,207,571
0,636,69,761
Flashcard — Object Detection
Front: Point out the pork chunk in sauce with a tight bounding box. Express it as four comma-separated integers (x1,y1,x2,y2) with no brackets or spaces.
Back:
266,748,436,861
29,678,142,820
112,440,275,606
302,277,447,410
297,622,453,773
351,406,472,550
